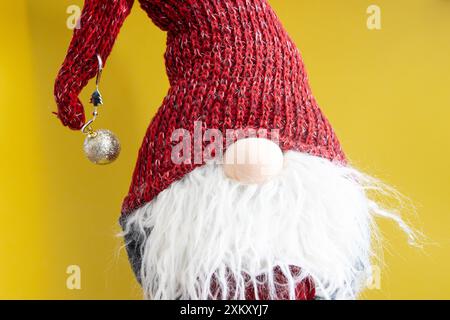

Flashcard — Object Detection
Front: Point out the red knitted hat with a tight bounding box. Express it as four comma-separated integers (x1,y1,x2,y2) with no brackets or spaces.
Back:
54,0,345,216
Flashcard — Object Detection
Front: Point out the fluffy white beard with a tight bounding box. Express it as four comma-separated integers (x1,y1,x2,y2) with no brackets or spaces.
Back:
120,151,415,300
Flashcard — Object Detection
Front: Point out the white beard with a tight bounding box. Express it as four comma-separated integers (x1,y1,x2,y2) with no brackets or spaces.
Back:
120,151,415,300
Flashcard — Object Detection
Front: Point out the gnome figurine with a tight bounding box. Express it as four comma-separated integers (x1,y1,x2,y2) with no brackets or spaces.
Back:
54,0,413,300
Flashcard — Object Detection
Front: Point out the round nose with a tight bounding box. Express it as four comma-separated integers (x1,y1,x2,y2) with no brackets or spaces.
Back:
223,138,284,184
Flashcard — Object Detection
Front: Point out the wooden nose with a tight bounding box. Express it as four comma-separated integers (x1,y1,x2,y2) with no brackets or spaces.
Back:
223,138,284,184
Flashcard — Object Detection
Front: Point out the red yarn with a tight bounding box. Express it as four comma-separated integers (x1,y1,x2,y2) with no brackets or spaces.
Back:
54,0,134,130
210,267,315,300
55,0,345,300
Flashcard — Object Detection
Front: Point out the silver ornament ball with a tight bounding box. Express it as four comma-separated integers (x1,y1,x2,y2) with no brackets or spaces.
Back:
83,129,121,165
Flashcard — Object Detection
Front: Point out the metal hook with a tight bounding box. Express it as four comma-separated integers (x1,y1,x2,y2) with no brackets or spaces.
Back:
82,54,104,134
96,54,103,89
90,54,104,107
81,119,95,136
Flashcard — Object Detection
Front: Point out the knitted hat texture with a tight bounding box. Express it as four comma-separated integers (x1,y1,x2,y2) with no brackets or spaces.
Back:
54,0,345,216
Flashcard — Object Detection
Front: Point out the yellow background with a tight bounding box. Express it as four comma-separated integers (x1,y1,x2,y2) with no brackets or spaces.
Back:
0,0,449,299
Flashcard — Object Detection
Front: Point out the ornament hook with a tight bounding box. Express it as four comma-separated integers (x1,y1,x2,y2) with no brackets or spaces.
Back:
81,53,121,165
90,54,104,107
95,54,103,89
82,54,103,134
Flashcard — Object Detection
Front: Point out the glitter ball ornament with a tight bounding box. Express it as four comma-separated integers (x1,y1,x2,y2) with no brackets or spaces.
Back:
83,129,120,165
